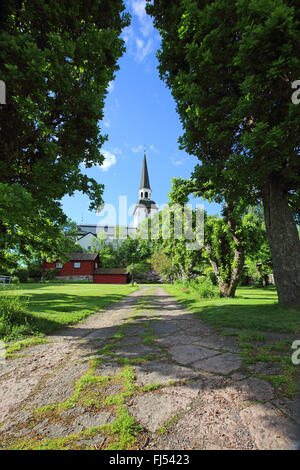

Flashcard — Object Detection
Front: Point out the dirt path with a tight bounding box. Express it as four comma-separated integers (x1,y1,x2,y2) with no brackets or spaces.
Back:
0,286,299,450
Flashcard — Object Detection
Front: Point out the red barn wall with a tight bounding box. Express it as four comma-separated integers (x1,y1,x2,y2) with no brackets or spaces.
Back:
93,274,127,284
42,260,96,276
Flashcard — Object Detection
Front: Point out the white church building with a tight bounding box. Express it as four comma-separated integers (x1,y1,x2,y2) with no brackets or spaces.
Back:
76,152,157,250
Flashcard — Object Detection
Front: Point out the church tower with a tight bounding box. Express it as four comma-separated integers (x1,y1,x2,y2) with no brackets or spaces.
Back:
133,152,158,228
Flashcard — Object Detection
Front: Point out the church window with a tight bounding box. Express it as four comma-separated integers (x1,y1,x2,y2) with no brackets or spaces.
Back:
145,191,148,198
141,192,143,198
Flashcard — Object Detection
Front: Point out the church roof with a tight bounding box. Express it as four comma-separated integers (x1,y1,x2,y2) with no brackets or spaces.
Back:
140,153,151,190
133,199,157,216
136,199,157,209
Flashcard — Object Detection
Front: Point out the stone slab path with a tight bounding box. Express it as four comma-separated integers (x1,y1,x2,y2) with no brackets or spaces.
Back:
0,286,299,450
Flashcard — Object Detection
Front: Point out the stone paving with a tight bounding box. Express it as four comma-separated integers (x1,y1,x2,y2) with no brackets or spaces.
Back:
0,286,299,450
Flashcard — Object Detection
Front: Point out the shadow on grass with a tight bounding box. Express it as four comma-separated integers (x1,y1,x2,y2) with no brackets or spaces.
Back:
1,292,133,340
172,294,300,334
2,287,300,449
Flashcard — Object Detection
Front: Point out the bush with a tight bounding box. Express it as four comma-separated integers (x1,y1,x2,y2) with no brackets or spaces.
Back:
239,271,252,286
178,276,219,299
14,268,29,283
42,267,59,280
27,262,42,281
203,267,218,286
196,277,219,298
11,276,20,284
0,295,37,340
0,295,27,323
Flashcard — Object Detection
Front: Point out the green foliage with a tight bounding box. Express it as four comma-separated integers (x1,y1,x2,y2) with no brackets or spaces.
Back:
127,262,145,286
0,294,36,340
115,237,153,267
205,214,235,285
42,267,59,281
151,250,178,283
91,235,154,270
0,0,130,262
195,277,219,299
147,0,300,306
148,205,205,280
203,267,217,286
26,260,43,281
169,175,273,297
178,276,219,299
148,0,300,198
14,268,29,283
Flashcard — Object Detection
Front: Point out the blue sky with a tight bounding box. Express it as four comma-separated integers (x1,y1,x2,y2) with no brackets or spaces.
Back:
61,0,221,227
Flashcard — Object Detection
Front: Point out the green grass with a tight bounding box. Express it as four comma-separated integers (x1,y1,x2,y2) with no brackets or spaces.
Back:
164,285,300,333
32,363,143,450
6,337,50,357
0,283,138,341
164,284,300,398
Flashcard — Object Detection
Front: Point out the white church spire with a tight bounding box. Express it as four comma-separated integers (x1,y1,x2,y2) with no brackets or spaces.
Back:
133,152,158,228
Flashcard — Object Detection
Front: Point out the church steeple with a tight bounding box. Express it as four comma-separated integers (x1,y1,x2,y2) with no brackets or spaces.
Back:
133,151,158,228
140,152,151,190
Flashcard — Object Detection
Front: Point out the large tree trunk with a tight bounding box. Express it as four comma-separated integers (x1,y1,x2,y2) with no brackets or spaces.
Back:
262,178,300,308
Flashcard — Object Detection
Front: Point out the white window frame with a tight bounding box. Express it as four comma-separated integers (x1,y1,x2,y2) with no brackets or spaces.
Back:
56,262,63,269
74,262,81,268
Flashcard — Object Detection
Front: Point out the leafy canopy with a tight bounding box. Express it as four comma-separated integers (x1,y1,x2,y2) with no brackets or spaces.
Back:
0,0,129,261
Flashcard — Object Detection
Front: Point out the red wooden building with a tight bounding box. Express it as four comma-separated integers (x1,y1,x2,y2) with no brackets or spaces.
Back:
42,253,127,284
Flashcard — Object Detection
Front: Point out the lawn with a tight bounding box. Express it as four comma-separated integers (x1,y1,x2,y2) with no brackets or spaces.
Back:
164,285,300,398
0,282,138,341
164,285,300,333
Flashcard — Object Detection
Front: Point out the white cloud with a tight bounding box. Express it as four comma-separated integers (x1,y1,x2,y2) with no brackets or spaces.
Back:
150,144,158,153
112,147,122,155
100,150,117,171
108,81,114,93
135,37,153,62
132,144,144,153
122,1,159,63
131,0,153,37
171,155,184,166
103,119,111,128
123,25,135,45
80,150,117,172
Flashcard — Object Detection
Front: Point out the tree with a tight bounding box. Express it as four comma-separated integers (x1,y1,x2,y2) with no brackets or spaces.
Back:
151,250,178,283
126,262,147,286
241,207,272,286
0,183,80,269
149,205,203,280
0,0,129,261
114,236,153,267
169,178,269,297
169,177,247,297
147,0,300,307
